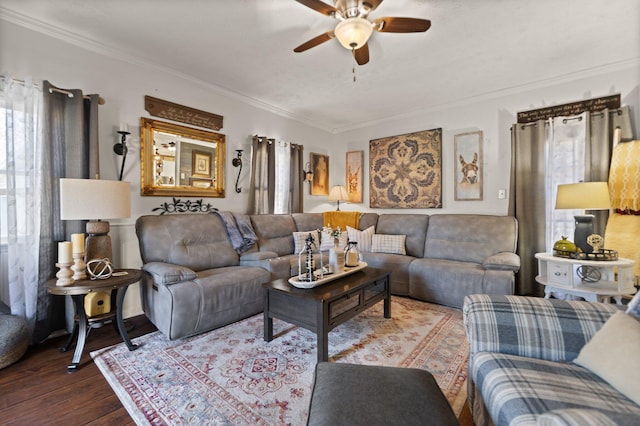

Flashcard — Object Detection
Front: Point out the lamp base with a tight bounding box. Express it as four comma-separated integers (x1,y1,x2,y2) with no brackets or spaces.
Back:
85,220,113,264
574,215,594,254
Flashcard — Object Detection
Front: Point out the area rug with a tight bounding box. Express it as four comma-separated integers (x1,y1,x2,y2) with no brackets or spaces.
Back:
91,297,468,425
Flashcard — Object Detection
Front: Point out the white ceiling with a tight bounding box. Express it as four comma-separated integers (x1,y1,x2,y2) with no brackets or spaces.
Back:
1,0,639,133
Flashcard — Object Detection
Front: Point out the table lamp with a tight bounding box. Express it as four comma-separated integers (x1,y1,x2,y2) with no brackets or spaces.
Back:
60,178,131,265
555,182,611,253
328,185,349,211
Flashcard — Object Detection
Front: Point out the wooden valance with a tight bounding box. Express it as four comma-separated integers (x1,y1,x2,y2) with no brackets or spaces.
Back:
517,94,620,123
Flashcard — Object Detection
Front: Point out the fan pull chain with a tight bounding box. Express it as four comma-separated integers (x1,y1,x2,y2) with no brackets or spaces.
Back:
352,65,356,83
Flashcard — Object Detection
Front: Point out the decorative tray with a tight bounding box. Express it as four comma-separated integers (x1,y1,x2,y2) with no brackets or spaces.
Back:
553,249,618,261
288,262,368,289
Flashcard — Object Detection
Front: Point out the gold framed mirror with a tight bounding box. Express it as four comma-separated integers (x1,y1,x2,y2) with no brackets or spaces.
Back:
140,118,225,197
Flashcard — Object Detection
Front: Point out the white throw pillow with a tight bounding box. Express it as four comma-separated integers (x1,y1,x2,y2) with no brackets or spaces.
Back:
319,232,348,251
293,231,319,253
371,234,406,255
573,311,640,406
346,226,375,253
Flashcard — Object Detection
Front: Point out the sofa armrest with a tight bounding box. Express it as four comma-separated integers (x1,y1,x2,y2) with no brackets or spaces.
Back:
142,262,197,286
482,252,520,272
463,294,619,362
240,251,291,279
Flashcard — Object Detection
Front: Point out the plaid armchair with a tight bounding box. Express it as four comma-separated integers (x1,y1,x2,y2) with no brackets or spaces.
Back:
463,294,639,426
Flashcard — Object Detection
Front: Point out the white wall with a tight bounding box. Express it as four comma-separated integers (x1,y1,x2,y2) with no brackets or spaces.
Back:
335,64,640,216
1,20,334,316
3,18,639,316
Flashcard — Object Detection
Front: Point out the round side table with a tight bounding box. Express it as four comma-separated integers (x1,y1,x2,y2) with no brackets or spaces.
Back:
46,269,142,372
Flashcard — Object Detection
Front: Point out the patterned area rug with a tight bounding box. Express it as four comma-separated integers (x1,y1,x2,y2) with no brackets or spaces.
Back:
91,297,468,425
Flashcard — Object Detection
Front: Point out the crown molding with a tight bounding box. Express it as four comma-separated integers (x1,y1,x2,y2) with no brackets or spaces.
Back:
0,7,333,132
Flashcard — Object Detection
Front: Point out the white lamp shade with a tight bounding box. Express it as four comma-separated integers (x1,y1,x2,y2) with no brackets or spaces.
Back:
60,178,131,220
555,182,611,210
328,185,349,202
334,18,374,50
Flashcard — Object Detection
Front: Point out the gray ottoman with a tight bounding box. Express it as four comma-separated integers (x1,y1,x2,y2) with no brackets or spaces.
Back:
0,314,29,369
307,363,459,426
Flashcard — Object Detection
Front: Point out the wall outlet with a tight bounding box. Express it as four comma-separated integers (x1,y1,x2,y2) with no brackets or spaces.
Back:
498,189,506,199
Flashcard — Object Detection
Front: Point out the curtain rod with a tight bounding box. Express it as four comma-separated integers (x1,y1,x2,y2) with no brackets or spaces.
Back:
1,75,105,105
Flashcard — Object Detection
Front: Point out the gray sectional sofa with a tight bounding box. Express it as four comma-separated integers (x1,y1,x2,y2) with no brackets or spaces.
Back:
135,211,519,340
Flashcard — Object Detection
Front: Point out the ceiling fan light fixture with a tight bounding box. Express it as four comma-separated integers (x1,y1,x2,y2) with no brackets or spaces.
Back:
334,17,373,50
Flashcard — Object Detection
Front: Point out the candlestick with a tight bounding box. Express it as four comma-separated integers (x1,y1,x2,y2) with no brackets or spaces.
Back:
72,252,87,280
71,233,85,254
55,262,74,286
58,241,73,264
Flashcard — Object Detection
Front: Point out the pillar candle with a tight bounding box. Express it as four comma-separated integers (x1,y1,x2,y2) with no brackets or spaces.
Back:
71,233,85,254
58,241,73,264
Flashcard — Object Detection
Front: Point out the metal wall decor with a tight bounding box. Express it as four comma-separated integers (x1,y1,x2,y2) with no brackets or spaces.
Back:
152,198,219,215
369,128,442,208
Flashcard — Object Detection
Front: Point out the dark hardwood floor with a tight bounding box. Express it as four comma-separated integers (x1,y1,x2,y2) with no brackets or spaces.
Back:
0,315,474,425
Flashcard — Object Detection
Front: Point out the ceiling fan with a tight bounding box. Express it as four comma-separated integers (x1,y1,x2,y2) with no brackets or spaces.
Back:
293,0,431,66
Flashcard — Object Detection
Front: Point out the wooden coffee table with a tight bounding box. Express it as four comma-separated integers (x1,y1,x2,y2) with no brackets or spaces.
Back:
263,267,391,362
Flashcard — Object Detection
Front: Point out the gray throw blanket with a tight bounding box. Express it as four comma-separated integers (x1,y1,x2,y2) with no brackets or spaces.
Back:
213,211,258,254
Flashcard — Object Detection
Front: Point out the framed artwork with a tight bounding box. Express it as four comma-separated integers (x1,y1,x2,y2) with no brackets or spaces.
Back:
369,128,442,208
310,152,329,195
346,150,364,203
192,150,212,178
454,131,483,201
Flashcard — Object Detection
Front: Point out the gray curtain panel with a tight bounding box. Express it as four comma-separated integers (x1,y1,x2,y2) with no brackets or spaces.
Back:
509,107,634,297
34,81,100,342
248,136,275,214
290,143,304,213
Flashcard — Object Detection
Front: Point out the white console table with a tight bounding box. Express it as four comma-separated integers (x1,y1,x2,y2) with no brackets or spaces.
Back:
535,252,636,304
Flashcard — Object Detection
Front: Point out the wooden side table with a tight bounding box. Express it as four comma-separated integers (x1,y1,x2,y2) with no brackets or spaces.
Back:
46,269,142,372
535,253,636,304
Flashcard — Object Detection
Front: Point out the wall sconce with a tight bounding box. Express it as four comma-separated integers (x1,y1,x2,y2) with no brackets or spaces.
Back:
232,150,243,193
114,129,130,181
303,162,313,183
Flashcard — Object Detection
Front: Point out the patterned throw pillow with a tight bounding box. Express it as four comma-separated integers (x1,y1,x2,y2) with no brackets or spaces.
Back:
371,234,407,255
626,291,640,320
346,226,375,253
293,231,319,254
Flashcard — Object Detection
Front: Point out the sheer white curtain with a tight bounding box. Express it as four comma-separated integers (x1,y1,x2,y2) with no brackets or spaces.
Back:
544,113,586,251
274,141,290,214
0,75,43,333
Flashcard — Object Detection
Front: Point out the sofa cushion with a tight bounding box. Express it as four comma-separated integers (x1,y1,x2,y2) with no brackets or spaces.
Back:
424,214,517,264
136,214,239,271
376,214,429,257
537,408,640,426
371,234,406,255
291,212,323,232
250,214,296,256
573,311,640,405
319,230,348,251
472,351,640,426
347,225,375,252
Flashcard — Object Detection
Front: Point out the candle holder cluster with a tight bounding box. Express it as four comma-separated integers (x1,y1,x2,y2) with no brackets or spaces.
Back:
56,233,87,286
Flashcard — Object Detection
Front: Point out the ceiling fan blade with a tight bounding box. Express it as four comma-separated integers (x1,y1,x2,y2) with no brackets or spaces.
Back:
374,17,432,33
353,43,370,65
295,0,338,16
362,0,384,12
293,31,335,52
